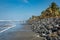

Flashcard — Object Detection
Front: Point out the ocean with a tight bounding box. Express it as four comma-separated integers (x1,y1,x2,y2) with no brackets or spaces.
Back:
0,21,34,40
0,21,24,33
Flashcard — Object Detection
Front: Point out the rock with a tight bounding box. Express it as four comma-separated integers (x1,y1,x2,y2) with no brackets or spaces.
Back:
30,17,60,40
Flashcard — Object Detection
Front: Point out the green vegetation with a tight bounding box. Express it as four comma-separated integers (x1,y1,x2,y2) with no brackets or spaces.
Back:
28,2,60,22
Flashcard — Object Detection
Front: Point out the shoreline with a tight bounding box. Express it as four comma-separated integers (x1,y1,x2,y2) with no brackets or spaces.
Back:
0,24,43,40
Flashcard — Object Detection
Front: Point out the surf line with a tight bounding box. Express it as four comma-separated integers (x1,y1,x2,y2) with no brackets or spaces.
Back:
0,25,16,33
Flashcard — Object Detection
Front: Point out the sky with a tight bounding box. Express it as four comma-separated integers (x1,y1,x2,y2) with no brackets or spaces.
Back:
0,0,60,21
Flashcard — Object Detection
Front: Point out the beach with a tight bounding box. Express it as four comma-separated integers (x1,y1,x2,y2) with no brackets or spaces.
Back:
10,25,43,40
0,24,43,40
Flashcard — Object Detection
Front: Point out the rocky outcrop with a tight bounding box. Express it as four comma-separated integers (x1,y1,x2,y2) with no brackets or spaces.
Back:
28,2,60,23
28,2,60,40
31,17,60,40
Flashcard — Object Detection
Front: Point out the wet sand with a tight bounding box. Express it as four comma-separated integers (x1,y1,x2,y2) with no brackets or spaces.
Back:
0,25,43,40
10,25,36,40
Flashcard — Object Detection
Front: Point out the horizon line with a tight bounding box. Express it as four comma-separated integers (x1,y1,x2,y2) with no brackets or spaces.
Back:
0,20,20,21
0,20,27,22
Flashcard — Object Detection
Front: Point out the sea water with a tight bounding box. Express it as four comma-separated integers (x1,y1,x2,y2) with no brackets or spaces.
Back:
0,21,24,33
0,21,25,40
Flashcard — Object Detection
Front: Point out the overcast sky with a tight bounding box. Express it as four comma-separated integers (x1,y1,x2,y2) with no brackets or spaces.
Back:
0,0,60,21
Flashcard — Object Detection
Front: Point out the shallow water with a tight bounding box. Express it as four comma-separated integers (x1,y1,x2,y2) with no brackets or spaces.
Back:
0,21,25,40
0,21,24,32
0,21,35,40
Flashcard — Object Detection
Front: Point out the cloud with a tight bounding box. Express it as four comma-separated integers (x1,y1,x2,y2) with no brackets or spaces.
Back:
23,0,29,3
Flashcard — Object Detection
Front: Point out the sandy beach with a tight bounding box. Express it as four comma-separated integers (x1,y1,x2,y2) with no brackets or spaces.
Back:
10,25,35,40
0,25,43,40
10,25,43,40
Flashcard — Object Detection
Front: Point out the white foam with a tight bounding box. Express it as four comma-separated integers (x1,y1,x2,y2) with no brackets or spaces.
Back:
0,25,16,33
